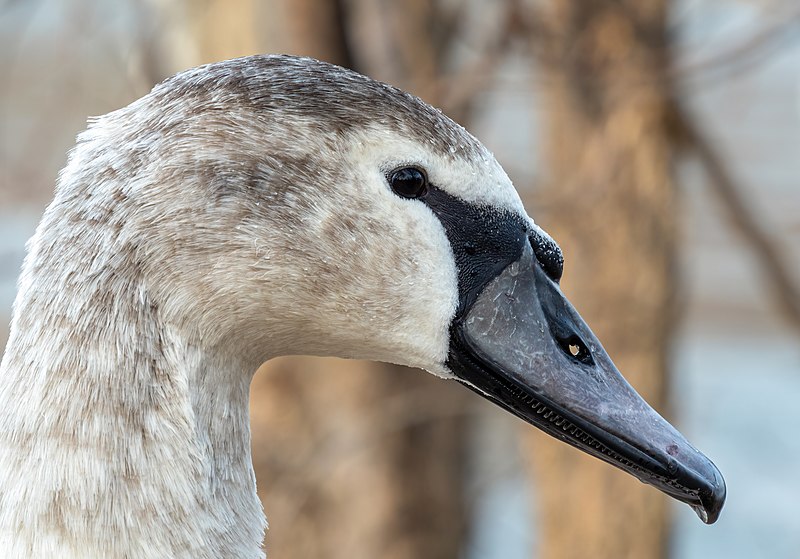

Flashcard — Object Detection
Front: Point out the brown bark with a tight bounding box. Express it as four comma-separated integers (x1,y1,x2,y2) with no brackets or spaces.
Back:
184,0,263,63
251,359,467,559
525,1,677,558
252,4,470,556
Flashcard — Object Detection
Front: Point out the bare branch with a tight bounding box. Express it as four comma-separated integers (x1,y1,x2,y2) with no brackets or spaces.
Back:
433,2,520,121
674,9,800,88
672,101,800,334
518,4,800,95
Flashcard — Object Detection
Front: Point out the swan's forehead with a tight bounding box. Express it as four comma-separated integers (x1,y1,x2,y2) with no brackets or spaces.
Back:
154,55,526,216
168,55,523,215
347,127,526,215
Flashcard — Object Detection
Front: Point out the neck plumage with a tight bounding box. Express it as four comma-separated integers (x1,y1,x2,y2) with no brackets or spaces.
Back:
0,207,267,558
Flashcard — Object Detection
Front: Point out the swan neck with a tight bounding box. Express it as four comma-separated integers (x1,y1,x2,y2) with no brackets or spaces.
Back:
0,258,266,558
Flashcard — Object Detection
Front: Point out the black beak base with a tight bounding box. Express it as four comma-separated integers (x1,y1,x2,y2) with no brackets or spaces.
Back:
447,242,726,524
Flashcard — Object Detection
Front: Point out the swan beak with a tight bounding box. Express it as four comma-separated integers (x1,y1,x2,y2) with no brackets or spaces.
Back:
448,241,726,524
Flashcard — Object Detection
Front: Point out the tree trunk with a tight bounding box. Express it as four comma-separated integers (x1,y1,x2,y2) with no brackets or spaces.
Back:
525,1,677,558
251,358,467,559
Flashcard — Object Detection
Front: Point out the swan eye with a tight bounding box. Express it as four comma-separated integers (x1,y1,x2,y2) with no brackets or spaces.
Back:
388,167,428,199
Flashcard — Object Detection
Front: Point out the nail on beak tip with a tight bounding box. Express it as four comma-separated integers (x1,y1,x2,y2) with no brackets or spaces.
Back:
697,466,726,524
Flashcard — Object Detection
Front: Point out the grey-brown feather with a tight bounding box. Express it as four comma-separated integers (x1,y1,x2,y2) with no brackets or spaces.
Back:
152,55,483,160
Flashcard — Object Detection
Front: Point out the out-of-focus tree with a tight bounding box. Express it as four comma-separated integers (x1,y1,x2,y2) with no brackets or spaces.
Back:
521,0,676,557
253,4,474,556
517,3,800,556
258,5,483,557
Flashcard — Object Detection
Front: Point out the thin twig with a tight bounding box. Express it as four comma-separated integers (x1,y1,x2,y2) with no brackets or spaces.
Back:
675,9,800,89
517,3,800,95
672,101,800,335
433,1,520,120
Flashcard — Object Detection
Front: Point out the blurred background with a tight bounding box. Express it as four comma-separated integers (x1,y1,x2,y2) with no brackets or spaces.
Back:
1,0,799,558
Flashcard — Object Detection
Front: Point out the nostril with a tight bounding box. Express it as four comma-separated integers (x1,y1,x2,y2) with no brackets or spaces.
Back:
557,334,594,365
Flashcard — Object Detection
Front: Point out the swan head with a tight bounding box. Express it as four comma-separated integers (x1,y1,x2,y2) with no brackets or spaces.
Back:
65,55,724,523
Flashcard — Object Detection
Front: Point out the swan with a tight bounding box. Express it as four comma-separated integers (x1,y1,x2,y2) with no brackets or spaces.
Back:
0,54,725,558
